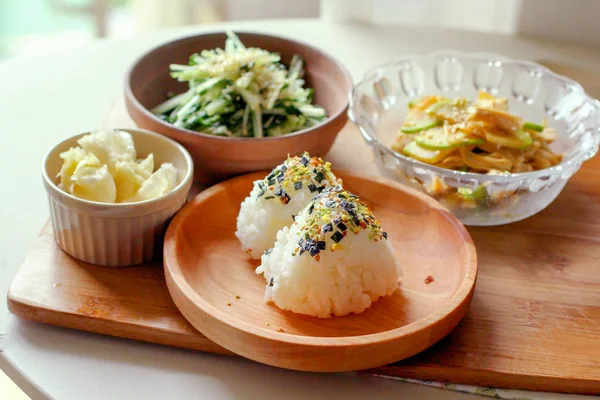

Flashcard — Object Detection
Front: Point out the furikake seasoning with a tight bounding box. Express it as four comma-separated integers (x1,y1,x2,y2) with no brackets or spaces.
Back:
253,152,340,205
291,186,388,261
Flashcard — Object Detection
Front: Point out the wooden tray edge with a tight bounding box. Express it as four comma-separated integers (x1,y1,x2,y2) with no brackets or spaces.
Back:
6,293,233,356
369,365,600,395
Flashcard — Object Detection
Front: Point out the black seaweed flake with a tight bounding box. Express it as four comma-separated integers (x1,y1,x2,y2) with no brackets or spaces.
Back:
316,185,325,193
265,171,276,181
274,187,290,205
301,238,323,257
280,164,288,173
264,248,273,255
331,231,344,243
322,223,333,233
277,173,285,183
313,171,325,183
336,221,347,231
267,177,276,186
307,203,315,215
308,184,317,193
264,196,275,200
292,214,297,221
300,155,309,166
382,232,388,239
268,278,274,287
324,199,336,208
339,200,355,211
256,181,266,198
294,181,302,191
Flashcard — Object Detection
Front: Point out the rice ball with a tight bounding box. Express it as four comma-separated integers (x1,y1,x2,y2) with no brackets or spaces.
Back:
256,186,401,318
235,152,341,259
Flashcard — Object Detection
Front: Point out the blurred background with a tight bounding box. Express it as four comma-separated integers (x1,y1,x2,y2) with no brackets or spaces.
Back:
1,0,599,60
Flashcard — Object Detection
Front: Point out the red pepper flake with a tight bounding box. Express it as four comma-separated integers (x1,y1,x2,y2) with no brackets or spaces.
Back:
424,275,435,284
235,295,241,299
315,254,321,262
227,302,232,306
277,327,285,333
359,221,367,229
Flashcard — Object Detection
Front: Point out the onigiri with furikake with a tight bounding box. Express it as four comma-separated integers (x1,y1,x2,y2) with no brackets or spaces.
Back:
235,152,341,259
256,186,401,318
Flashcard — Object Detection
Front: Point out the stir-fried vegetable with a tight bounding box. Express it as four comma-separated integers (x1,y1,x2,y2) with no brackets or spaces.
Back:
393,91,563,174
151,31,327,138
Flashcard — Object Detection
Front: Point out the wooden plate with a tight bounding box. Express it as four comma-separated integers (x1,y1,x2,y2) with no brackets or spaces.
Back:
163,171,478,372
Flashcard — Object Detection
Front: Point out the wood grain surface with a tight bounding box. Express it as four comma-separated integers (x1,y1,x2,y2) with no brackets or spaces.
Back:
162,171,477,372
8,61,600,394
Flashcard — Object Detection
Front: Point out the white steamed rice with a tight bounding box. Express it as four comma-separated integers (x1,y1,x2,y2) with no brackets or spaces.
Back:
256,186,401,318
235,152,340,259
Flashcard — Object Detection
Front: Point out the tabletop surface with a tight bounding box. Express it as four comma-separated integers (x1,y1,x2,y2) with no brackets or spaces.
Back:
2,18,600,400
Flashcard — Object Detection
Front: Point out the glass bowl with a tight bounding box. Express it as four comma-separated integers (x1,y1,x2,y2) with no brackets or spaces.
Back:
348,51,600,226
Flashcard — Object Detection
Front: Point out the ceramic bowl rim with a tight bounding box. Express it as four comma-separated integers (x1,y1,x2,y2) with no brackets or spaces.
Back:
42,127,194,212
125,30,354,142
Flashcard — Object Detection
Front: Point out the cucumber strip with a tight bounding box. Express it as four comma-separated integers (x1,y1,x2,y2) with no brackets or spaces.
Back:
169,64,192,71
265,116,275,128
175,94,200,120
242,104,250,137
425,98,451,115
415,128,484,150
238,88,261,112
263,108,287,116
252,109,263,138
485,129,532,149
400,119,441,134
402,140,455,164
151,89,194,115
523,121,544,132
288,54,304,79
298,104,326,118
458,186,487,201
195,77,224,95
205,98,229,116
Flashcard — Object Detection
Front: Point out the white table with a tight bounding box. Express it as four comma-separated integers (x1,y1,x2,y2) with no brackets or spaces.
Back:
2,19,600,400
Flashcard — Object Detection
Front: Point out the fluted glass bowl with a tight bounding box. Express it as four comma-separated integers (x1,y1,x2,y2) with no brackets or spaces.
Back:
348,51,600,226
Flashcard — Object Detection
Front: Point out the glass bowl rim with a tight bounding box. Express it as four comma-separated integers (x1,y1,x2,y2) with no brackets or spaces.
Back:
348,50,600,183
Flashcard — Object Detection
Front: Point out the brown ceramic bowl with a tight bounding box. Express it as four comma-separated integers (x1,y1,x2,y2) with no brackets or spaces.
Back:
125,31,353,185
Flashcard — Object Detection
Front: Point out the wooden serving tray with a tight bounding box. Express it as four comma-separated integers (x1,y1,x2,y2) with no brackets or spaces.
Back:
8,61,600,394
9,131,600,395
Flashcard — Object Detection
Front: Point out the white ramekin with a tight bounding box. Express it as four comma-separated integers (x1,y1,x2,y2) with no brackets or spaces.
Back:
42,128,194,267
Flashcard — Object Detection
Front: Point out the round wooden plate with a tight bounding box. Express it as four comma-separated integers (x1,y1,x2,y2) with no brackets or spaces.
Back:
163,171,478,372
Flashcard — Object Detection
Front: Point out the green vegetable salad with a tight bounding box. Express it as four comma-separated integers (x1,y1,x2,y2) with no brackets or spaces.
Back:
151,31,327,138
